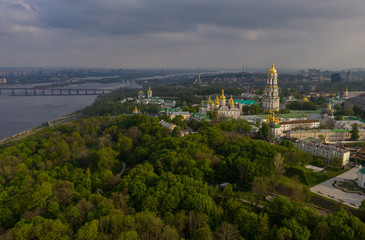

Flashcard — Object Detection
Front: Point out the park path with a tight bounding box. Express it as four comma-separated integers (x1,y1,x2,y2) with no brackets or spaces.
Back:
117,162,126,178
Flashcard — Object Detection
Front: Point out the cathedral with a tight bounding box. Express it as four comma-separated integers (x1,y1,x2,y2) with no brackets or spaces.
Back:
262,62,280,112
199,90,241,119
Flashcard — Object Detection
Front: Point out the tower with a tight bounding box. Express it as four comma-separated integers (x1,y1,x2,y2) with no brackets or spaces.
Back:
220,89,226,106
262,62,280,112
214,96,220,109
194,68,203,85
344,88,349,100
147,87,152,98
229,95,234,107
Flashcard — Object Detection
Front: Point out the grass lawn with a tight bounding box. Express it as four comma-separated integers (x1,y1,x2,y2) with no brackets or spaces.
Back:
279,175,306,190
283,166,347,187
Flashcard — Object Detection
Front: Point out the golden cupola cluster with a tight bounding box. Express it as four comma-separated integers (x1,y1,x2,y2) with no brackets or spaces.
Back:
215,96,220,105
229,95,234,106
267,111,280,124
220,89,226,100
133,106,140,114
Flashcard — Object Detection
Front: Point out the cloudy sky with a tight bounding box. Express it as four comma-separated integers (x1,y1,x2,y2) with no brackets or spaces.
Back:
1,0,365,70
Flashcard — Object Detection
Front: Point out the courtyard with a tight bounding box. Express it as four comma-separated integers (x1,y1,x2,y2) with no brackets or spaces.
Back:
310,166,365,208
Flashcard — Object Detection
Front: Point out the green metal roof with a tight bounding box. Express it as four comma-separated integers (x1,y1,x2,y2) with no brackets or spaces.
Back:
191,112,210,120
330,129,349,133
168,107,183,113
359,168,365,174
234,100,258,106
344,116,365,123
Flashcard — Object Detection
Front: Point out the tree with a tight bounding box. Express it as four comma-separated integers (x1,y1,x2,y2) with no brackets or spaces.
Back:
287,101,303,110
332,156,343,168
280,140,293,148
76,220,99,240
193,227,213,240
251,177,268,204
283,218,310,240
215,222,242,240
276,227,292,240
257,123,270,140
359,199,365,212
302,101,317,110
0,206,16,228
313,221,330,240
235,157,255,186
274,153,285,182
335,115,343,121
351,124,360,141
171,127,181,137
97,147,118,170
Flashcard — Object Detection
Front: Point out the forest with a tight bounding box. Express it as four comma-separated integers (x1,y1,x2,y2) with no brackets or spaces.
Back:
1,113,364,239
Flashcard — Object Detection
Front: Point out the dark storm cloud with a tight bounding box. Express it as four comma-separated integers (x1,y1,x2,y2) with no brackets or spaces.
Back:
1,0,365,68
33,0,364,35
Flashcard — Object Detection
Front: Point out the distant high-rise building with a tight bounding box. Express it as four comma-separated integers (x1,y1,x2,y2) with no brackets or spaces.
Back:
346,70,351,81
194,68,203,85
262,62,280,112
331,73,343,82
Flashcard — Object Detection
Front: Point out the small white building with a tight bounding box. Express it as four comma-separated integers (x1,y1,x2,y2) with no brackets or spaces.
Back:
357,168,365,188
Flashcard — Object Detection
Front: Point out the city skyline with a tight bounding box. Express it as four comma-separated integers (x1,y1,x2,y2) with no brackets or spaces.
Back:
1,0,365,69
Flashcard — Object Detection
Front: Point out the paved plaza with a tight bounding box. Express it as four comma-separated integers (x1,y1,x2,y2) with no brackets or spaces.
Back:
310,166,365,208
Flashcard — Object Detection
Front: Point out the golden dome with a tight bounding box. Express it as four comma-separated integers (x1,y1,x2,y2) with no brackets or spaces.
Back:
147,87,152,93
215,96,220,105
328,101,332,109
268,62,277,74
229,95,234,106
304,97,308,102
133,106,139,113
220,89,226,100
345,88,348,95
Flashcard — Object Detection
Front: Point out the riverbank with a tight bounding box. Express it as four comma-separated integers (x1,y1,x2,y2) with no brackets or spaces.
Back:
0,113,84,145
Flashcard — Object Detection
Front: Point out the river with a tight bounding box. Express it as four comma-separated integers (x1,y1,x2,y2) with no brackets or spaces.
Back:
0,81,141,140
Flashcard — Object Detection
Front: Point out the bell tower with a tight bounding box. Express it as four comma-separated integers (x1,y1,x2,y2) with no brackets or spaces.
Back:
262,62,280,112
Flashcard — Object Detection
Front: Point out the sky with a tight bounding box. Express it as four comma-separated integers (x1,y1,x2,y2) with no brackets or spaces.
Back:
1,0,365,70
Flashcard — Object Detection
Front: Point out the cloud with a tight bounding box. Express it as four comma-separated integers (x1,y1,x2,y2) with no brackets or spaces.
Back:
1,0,365,68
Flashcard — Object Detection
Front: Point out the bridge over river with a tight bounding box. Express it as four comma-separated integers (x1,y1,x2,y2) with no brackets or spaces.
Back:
0,87,113,96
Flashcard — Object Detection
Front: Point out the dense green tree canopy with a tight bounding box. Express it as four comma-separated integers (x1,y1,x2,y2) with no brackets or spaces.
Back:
0,114,364,239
